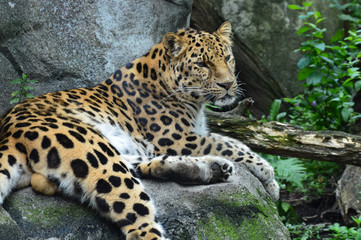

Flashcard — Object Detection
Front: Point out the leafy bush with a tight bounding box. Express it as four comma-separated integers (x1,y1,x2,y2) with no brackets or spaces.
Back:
286,223,324,240
285,1,361,131
326,216,361,240
330,0,361,29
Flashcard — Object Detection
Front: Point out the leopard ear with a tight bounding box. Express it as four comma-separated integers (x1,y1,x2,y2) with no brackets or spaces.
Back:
162,32,186,58
214,21,232,44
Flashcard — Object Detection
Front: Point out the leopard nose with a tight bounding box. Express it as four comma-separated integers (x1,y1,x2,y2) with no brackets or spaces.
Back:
217,81,234,90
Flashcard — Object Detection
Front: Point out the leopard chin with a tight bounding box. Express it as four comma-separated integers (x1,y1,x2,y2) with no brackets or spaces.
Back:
213,94,237,107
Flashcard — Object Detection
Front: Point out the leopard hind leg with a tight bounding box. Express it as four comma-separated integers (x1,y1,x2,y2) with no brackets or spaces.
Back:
239,150,280,201
26,136,167,240
79,156,167,240
0,147,31,204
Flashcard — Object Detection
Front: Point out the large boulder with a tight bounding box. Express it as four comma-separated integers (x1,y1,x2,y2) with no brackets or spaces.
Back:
336,165,361,226
191,0,342,117
0,165,290,239
0,0,192,115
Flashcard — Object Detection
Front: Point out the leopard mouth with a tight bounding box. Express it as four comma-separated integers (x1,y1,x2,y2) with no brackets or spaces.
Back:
213,94,236,107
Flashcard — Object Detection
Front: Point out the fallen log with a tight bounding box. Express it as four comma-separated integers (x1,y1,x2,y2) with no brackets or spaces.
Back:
207,109,361,166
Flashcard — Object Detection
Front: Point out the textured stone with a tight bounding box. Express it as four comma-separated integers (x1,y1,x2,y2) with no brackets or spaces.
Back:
0,165,290,240
336,165,361,226
0,206,26,240
0,0,192,115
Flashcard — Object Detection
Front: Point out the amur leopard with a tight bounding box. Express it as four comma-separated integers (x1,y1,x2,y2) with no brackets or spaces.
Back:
0,22,279,240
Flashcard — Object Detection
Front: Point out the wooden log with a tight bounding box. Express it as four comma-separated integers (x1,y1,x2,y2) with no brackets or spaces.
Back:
207,112,361,166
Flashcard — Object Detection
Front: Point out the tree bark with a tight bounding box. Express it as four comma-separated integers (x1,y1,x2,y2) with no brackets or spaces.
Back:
207,113,361,166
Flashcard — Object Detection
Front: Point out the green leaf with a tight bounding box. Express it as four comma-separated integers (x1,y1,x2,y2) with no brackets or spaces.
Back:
10,97,20,104
297,26,310,35
306,71,323,85
313,31,324,39
342,107,353,122
26,80,38,84
205,104,221,111
11,90,21,97
297,53,313,69
339,14,359,23
276,112,287,121
305,22,317,29
303,2,313,7
347,67,360,79
281,202,291,212
298,67,314,80
320,55,334,65
351,114,361,121
314,42,326,51
299,14,311,20
288,4,303,10
22,73,28,80
10,79,23,84
356,81,361,92
330,98,340,103
316,18,325,24
271,158,307,188
314,11,322,19
23,86,34,91
268,99,282,121
24,93,35,98
331,29,345,43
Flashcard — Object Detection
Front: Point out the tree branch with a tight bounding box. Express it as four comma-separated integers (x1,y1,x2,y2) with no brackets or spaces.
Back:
207,112,361,166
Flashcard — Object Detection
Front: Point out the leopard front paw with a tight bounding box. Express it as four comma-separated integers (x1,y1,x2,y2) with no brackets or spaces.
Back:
207,157,234,183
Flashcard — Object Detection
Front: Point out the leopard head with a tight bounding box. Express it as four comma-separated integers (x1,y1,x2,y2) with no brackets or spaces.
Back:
162,22,239,107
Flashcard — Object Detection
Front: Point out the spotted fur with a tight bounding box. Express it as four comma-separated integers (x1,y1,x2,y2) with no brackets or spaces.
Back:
0,22,279,240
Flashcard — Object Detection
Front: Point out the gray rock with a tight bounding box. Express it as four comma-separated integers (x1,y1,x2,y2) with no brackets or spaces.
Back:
0,0,192,115
1,165,290,239
0,206,27,240
336,165,361,226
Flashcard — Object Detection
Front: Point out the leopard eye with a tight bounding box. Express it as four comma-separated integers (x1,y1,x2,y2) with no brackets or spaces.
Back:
225,55,231,62
195,62,208,68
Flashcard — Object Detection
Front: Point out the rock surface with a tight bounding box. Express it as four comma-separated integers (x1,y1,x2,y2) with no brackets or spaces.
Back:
0,165,290,240
336,165,361,226
0,0,192,115
191,0,342,116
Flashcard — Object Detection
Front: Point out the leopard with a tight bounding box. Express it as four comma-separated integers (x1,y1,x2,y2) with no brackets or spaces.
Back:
0,22,279,240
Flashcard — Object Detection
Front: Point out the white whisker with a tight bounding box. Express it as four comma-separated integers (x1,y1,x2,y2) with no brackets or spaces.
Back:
161,86,208,103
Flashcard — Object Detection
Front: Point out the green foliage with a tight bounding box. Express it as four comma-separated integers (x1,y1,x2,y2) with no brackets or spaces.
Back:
326,215,361,240
265,155,306,224
260,99,286,122
285,1,361,131
301,159,343,199
268,99,287,121
286,223,324,240
330,0,361,29
286,216,361,240
266,155,307,190
258,2,361,238
276,201,301,225
10,73,38,104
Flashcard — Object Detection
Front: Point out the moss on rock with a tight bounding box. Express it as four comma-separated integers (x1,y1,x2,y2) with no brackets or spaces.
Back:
197,190,290,240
